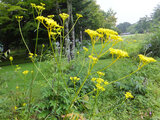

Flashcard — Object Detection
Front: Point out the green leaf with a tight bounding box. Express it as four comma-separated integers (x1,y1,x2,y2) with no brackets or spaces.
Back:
7,6,27,12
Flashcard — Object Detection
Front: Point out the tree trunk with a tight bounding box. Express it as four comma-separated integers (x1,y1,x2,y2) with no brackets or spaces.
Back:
70,0,75,59
65,0,71,62
79,26,83,47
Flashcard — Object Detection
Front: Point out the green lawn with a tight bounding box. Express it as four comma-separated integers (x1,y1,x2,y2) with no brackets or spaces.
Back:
0,33,160,119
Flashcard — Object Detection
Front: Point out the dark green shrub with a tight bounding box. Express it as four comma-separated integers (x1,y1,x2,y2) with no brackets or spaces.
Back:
141,29,160,57
35,83,74,119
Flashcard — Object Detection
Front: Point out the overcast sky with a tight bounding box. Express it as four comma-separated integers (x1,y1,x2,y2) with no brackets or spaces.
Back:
96,0,160,24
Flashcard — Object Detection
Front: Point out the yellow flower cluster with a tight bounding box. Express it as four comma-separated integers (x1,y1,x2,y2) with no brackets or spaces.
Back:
125,92,134,99
88,55,98,63
31,3,45,13
9,56,13,62
70,77,80,83
59,13,69,21
96,28,124,43
50,32,57,39
85,28,123,44
97,28,118,36
76,13,83,18
15,16,23,22
97,71,105,76
85,29,101,40
109,48,129,58
45,18,61,28
36,16,62,30
83,47,88,52
28,53,37,59
138,54,156,64
23,70,29,75
91,77,109,91
110,35,123,42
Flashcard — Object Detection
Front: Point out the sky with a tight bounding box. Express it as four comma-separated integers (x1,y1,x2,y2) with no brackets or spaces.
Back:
96,0,160,24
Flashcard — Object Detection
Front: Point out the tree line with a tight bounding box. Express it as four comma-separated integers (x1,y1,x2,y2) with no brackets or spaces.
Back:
117,4,160,34
0,0,117,60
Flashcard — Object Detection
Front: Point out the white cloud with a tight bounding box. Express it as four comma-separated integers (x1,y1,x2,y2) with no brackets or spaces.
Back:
96,0,160,24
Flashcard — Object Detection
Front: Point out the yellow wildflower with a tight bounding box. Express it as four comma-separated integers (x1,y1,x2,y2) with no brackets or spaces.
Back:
47,15,54,18
70,77,80,82
76,13,83,18
109,48,129,58
36,16,45,22
23,70,29,75
138,54,156,64
29,53,33,56
16,86,19,89
133,40,137,42
83,47,88,52
91,77,108,91
97,28,118,36
96,78,104,84
42,44,45,48
85,29,99,40
30,3,36,7
104,81,109,85
15,16,23,22
59,13,69,21
14,106,17,110
96,83,105,91
29,52,34,59
23,103,26,107
116,36,123,42
50,32,57,39
9,56,13,62
70,77,73,80
15,65,21,71
88,55,98,63
97,71,105,76
35,5,45,12
91,78,97,82
77,51,79,54
125,92,134,99
40,3,45,6
45,18,61,28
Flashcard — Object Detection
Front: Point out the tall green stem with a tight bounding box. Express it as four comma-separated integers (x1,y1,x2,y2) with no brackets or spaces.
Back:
18,22,30,53
34,21,40,54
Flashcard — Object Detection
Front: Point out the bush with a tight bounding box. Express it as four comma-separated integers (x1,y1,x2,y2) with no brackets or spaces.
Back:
141,29,160,57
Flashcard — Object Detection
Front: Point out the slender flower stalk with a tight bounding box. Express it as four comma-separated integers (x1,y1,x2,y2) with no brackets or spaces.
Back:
18,21,30,53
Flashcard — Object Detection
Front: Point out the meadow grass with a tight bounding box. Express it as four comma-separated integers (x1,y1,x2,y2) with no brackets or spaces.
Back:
68,34,160,119
0,34,160,119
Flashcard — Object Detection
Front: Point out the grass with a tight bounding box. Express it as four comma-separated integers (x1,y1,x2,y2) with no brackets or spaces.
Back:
0,33,160,119
0,61,53,98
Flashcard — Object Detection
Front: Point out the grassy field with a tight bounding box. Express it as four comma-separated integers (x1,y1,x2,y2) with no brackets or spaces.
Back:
0,34,160,119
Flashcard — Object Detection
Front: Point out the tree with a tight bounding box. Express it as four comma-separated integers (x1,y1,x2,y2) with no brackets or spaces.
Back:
152,4,160,22
135,16,151,33
0,2,26,52
117,22,131,33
